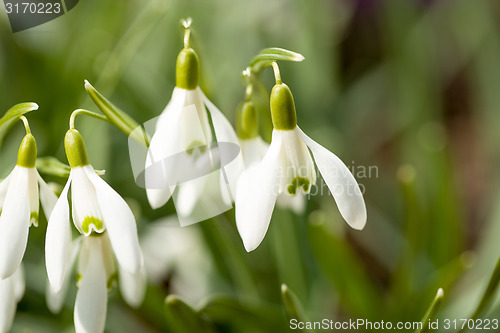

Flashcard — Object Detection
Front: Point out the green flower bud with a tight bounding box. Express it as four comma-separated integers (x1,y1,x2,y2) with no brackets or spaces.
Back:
176,48,200,90
270,83,297,131
237,101,259,140
65,129,90,168
17,133,37,168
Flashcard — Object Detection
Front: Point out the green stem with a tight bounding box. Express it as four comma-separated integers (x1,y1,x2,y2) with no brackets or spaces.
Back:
271,62,282,85
19,116,31,134
416,288,444,333
69,109,110,130
182,17,193,49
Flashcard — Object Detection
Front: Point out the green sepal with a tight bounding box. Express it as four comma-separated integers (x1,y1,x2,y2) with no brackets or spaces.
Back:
270,83,297,130
176,48,200,90
84,80,148,146
249,48,304,74
64,129,90,168
36,157,71,178
0,102,38,148
236,101,259,140
17,133,37,168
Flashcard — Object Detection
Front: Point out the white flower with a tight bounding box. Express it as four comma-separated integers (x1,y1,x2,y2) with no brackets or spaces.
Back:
145,47,243,222
45,129,145,333
0,134,57,278
0,266,24,333
235,82,366,252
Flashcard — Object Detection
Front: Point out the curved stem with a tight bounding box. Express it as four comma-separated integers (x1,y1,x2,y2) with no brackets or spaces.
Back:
271,62,282,85
69,109,110,130
19,116,31,134
182,17,193,48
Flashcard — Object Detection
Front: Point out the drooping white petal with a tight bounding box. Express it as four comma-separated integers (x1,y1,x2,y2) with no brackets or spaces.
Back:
37,171,58,219
0,274,16,333
175,176,207,218
27,168,39,226
12,265,24,303
45,176,72,292
276,192,306,214
71,167,104,235
46,237,81,314
74,238,107,333
84,165,142,274
0,173,12,212
297,127,367,230
200,89,244,201
145,89,186,209
239,136,269,168
235,131,283,252
119,253,146,308
0,166,31,279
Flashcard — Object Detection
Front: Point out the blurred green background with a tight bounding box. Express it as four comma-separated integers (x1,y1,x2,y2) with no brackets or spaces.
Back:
2,0,500,332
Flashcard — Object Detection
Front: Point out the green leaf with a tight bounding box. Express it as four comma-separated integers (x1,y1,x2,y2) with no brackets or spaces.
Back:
164,295,216,333
36,157,71,178
200,295,286,332
308,212,382,319
84,80,149,146
281,284,315,333
249,48,304,73
417,288,444,333
0,102,38,147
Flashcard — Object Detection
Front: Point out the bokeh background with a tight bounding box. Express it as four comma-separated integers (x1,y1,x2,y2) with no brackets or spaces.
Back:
2,0,500,332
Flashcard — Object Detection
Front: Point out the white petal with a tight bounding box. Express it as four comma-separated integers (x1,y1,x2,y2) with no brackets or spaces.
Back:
0,275,16,333
145,90,186,209
84,166,142,274
12,265,24,303
37,171,58,219
0,173,12,211
239,137,269,168
71,167,104,235
0,166,30,279
46,237,81,313
119,253,146,308
27,168,39,226
200,88,245,201
297,127,367,229
276,192,306,214
45,176,72,292
74,239,107,333
235,130,283,252
175,176,206,217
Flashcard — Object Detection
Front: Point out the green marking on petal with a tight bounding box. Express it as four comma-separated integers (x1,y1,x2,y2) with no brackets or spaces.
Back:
186,140,207,155
107,272,118,290
76,273,82,284
30,211,39,226
287,177,311,195
82,216,104,235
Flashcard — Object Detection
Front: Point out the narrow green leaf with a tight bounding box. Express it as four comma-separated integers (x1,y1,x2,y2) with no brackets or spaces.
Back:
281,284,314,333
308,212,381,319
416,288,444,333
164,295,216,333
84,80,149,146
36,157,71,178
0,102,39,146
200,295,286,332
249,48,304,73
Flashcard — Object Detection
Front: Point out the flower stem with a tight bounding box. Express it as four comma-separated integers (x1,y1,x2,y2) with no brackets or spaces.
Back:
69,109,110,130
19,116,31,134
182,17,193,49
271,62,282,85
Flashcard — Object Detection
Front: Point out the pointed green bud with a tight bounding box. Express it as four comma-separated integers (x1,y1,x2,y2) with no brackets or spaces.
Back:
237,101,259,140
270,83,297,131
65,129,89,168
17,133,37,168
176,48,199,90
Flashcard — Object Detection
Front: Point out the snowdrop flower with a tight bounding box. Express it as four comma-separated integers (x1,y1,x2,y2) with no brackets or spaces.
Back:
45,127,145,333
145,21,242,222
0,120,57,279
235,63,367,252
0,266,24,333
237,100,305,214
